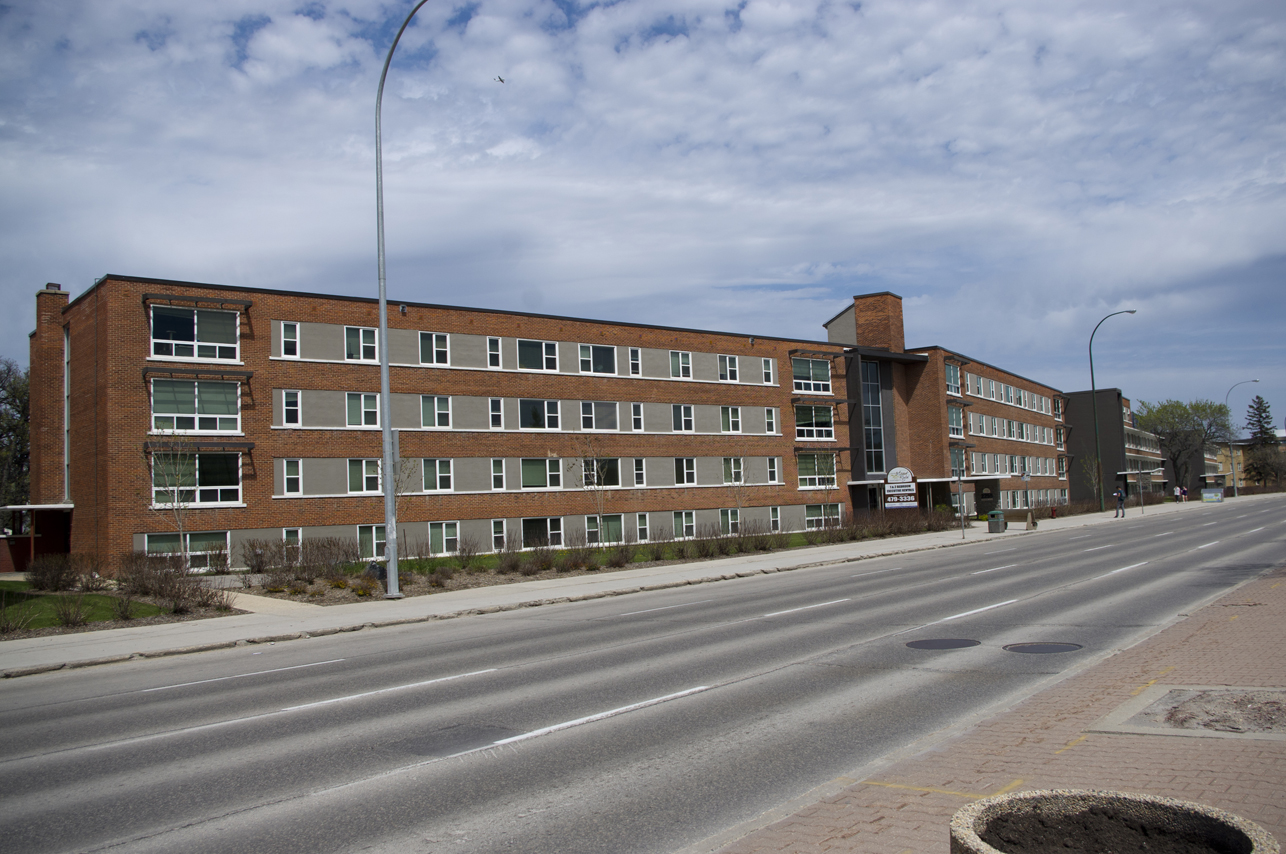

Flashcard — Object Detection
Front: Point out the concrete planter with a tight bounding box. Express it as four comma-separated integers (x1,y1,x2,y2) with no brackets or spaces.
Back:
950,789,1278,854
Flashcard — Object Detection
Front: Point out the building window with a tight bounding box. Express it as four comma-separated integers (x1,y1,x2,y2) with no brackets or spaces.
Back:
281,322,299,358
518,339,558,371
721,406,741,433
582,458,621,487
151,379,239,432
948,406,964,438
629,347,641,376
492,520,506,551
1053,398,1063,420
522,517,562,548
151,306,239,361
634,457,645,486
521,458,562,489
792,358,831,393
1004,384,1014,404
519,399,560,430
579,344,616,374
424,458,453,492
283,528,300,563
344,326,377,362
347,392,379,427
862,361,885,474
670,350,692,378
428,522,458,555
945,364,961,395
762,358,773,384
675,457,696,484
283,390,300,426
152,452,241,505
673,510,695,539
765,407,776,434
492,458,505,490
636,512,649,542
795,405,833,439
672,404,694,432
284,459,301,494
798,453,836,488
718,355,739,382
1057,456,1067,478
490,398,503,429
631,403,644,431
767,457,779,483
357,524,386,560
348,458,381,493
972,373,983,395
950,448,966,478
581,401,619,430
147,530,230,570
420,332,449,365
805,504,841,529
722,457,743,483
488,337,501,368
720,508,740,535
770,506,780,531
586,514,624,544
422,395,451,428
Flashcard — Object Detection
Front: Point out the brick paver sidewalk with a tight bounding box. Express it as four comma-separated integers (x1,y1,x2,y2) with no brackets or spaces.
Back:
712,565,1286,854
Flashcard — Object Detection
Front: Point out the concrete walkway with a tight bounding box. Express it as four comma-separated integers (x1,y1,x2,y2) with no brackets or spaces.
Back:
0,497,1248,679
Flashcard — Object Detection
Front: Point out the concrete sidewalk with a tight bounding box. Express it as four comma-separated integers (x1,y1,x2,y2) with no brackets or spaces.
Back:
0,496,1252,679
693,511,1286,853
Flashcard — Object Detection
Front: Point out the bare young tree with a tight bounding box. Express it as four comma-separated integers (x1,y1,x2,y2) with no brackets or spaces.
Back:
570,433,620,545
142,435,201,570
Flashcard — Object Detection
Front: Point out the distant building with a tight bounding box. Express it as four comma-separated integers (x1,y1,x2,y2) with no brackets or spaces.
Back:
1063,389,1166,503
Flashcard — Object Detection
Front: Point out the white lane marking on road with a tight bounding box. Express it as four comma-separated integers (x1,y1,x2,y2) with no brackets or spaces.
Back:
140,659,347,693
1083,545,1114,552
282,669,497,711
1092,562,1148,580
1068,535,1093,540
1153,531,1174,537
1236,514,1249,519
1248,527,1265,534
487,686,711,749
903,599,1017,631
984,548,1016,555
763,599,850,618
972,564,1017,575
1197,541,1219,549
617,600,715,617
852,567,902,578
1201,521,1218,527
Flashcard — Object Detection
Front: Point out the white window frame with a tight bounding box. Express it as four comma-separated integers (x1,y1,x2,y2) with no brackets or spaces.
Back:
518,399,561,430
348,458,381,494
492,519,507,551
718,354,739,382
578,343,616,375
629,347,641,376
670,350,692,379
767,457,779,483
517,339,558,372
675,457,696,485
721,405,741,433
490,398,503,429
631,402,644,431
948,406,964,438
945,364,961,396
673,510,695,540
722,457,743,484
420,331,449,365
281,321,299,358
345,326,377,362
521,458,562,489
492,458,505,490
765,407,776,434
636,512,649,542
422,395,451,429
151,452,242,507
151,378,241,434
720,508,740,535
581,401,619,431
672,404,694,432
423,458,453,492
634,457,646,486
283,389,300,426
770,506,780,532
805,503,842,530
794,404,833,439
357,524,386,560
347,392,379,428
762,358,773,384
792,358,832,394
487,336,502,368
428,521,459,555
150,305,240,362
798,453,837,489
284,458,301,494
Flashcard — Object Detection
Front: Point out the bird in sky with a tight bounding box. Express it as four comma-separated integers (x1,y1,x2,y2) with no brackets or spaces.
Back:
495,75,504,83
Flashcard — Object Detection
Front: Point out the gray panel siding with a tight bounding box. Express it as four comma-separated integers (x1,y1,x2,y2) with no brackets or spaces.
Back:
458,518,492,550
695,405,722,434
742,406,767,435
743,456,768,485
454,457,492,492
271,320,281,357
641,348,671,379
643,403,670,432
452,396,491,431
305,458,348,495
696,457,723,485
780,504,807,532
273,388,284,427
691,351,718,382
389,328,419,365
392,393,420,429
304,389,348,428
557,341,577,373
299,322,344,361
452,334,488,369
273,457,284,495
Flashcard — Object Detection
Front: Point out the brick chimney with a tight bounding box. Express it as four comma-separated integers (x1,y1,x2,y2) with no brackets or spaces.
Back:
29,283,69,504
852,292,905,353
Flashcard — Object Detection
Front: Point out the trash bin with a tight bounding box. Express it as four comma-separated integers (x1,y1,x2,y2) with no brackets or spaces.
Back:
987,510,1007,533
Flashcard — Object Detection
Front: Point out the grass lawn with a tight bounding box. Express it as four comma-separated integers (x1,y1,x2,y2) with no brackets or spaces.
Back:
0,580,166,630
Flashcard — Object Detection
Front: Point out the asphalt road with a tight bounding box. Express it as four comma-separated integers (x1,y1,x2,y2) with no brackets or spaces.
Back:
1,496,1282,854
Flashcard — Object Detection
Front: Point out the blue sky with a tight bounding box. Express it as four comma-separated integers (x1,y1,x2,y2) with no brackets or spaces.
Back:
3,0,1284,431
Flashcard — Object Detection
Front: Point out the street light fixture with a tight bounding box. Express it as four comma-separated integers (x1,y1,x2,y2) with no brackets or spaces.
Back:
374,0,433,598
1224,378,1259,499
1089,309,1137,513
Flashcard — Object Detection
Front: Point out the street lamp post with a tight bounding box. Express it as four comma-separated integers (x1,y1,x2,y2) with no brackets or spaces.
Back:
1089,309,1137,513
374,0,433,599
1224,379,1259,499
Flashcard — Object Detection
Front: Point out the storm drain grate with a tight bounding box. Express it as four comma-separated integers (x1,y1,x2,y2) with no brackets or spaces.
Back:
1003,642,1083,654
906,639,981,650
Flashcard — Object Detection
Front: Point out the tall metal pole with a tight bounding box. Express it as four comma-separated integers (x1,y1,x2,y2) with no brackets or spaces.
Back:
375,0,433,599
1089,309,1136,513
1224,379,1259,499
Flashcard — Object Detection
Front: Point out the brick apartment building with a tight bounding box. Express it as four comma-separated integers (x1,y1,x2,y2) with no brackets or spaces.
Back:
21,277,1075,570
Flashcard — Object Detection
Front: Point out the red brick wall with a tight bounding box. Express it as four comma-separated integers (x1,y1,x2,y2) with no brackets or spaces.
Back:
28,286,68,505
853,293,905,354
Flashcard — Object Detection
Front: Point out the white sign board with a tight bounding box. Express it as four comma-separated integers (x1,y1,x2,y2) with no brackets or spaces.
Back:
884,467,918,508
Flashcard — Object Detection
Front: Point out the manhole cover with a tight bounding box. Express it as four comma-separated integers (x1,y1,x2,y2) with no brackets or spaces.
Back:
1003,642,1083,654
906,638,981,650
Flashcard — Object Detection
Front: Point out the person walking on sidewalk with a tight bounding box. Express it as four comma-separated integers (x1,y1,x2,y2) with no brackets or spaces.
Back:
1114,487,1126,517
1181,485,1189,502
